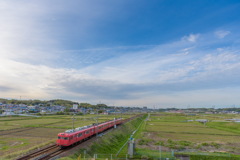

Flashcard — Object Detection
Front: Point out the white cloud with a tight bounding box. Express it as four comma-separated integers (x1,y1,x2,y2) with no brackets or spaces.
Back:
1,1,240,107
0,57,93,99
182,34,200,42
215,30,231,39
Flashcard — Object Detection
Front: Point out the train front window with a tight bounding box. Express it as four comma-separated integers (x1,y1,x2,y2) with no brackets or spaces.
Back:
58,136,61,139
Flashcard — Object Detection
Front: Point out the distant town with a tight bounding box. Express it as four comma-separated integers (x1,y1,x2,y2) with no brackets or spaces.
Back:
0,98,239,118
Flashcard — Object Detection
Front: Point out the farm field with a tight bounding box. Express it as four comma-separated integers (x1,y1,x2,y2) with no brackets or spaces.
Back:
0,114,131,159
136,113,240,156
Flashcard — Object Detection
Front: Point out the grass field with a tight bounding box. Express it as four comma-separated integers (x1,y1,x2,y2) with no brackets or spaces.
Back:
135,113,240,156
0,114,132,159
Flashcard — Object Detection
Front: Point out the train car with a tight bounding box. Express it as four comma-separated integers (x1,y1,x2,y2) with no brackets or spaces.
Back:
115,118,122,125
56,130,74,148
57,125,95,148
56,118,123,148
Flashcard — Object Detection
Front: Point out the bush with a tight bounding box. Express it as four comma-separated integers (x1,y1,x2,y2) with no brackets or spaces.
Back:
167,139,174,144
56,111,64,115
138,139,152,145
210,142,221,149
178,140,192,146
201,142,210,146
155,141,164,146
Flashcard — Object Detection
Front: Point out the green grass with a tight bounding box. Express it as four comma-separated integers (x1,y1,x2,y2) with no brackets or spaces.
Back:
135,113,240,156
146,125,238,135
135,148,174,159
155,132,239,143
0,138,29,151
207,122,240,134
189,154,240,160
0,114,132,131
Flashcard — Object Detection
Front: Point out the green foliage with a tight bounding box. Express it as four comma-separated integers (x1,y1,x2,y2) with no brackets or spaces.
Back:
190,155,240,160
210,142,221,149
56,111,65,115
95,103,108,108
200,142,220,149
0,98,111,111
75,112,83,115
138,138,153,145
155,141,165,146
167,139,175,144
202,142,210,146
178,140,192,146
135,148,175,159
159,139,194,150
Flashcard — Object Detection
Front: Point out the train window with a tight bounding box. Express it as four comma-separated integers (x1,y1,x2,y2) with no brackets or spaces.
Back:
58,136,61,139
85,131,89,134
64,137,68,140
78,133,82,137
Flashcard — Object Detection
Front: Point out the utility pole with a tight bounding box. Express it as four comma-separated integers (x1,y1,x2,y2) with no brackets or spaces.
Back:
114,106,117,128
83,110,85,121
96,117,99,137
72,114,75,131
94,116,99,137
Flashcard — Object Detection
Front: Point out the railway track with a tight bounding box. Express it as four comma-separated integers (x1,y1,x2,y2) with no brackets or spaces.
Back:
16,144,59,160
15,115,143,160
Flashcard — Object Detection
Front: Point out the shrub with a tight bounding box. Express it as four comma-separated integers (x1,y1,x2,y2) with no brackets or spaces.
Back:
210,142,221,149
155,141,164,146
178,140,192,146
201,142,209,146
138,138,153,145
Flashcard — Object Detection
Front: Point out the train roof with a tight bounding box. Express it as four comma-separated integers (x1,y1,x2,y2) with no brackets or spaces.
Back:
58,118,122,136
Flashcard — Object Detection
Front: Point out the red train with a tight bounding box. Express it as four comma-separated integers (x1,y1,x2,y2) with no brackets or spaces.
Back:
56,118,123,148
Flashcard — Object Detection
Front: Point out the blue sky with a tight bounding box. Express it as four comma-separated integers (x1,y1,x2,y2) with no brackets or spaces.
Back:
1,0,240,108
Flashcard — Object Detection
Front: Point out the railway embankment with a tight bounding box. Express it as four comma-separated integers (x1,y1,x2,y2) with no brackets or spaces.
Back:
62,114,147,159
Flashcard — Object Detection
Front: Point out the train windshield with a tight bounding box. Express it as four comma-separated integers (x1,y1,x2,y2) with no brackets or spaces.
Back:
58,136,68,140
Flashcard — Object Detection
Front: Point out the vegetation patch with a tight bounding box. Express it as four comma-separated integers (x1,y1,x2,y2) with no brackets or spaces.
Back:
190,155,240,160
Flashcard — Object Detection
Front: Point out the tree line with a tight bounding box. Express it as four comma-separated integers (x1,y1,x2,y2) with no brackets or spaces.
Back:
0,98,109,109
